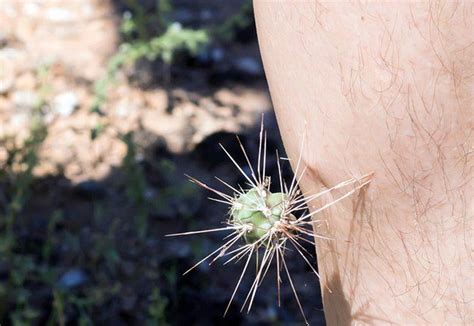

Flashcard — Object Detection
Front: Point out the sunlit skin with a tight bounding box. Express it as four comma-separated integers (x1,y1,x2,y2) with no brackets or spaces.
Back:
254,1,472,325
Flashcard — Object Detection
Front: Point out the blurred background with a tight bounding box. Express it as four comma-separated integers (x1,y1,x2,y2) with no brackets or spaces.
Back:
0,1,324,324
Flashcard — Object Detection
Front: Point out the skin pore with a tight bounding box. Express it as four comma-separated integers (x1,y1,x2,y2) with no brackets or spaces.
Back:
254,1,472,325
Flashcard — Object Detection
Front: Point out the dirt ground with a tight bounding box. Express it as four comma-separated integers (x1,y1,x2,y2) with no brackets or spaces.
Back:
0,1,325,325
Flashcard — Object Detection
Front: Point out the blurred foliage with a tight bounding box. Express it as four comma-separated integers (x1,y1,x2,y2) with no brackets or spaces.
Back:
0,64,49,250
90,121,108,140
91,0,209,114
1,115,46,236
0,113,47,323
42,210,63,261
147,288,169,325
121,132,150,238
214,0,253,41
121,0,172,40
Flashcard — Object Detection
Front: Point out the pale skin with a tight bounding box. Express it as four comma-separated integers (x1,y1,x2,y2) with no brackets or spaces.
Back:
254,1,473,325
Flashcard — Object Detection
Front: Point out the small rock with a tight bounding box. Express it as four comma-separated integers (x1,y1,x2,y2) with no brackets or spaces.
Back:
0,61,14,94
11,90,39,110
23,2,40,16
10,112,30,127
144,89,168,112
142,108,189,153
57,268,87,289
211,47,225,62
0,47,25,61
52,91,78,117
214,89,238,107
45,7,75,22
198,97,217,111
15,72,36,91
233,57,263,77
0,48,29,73
3,112,31,141
214,88,270,114
73,180,106,200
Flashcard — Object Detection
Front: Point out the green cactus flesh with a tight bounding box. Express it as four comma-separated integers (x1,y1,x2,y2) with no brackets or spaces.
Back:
232,188,287,243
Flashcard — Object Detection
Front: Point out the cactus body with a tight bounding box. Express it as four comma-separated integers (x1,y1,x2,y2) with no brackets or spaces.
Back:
232,188,287,243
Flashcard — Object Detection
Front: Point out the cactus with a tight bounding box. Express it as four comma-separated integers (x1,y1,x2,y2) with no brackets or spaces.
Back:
167,117,373,324
231,186,296,244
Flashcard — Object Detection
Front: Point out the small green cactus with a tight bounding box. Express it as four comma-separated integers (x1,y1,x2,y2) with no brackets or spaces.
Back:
167,117,373,325
232,188,294,243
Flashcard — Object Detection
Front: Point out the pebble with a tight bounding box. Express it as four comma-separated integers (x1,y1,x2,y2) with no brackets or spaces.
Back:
0,47,25,61
11,90,39,110
0,60,14,94
9,112,31,129
144,89,168,112
57,268,88,289
0,48,29,74
15,72,36,90
45,7,75,22
211,47,224,62
52,91,78,117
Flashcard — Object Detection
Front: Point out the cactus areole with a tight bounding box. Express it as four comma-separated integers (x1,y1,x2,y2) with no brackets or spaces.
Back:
231,187,295,243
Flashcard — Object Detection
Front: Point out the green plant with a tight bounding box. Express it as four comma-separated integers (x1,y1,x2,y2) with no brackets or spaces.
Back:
231,188,292,243
214,0,253,41
49,289,112,326
0,64,50,323
48,290,66,326
121,132,150,237
69,297,94,326
90,121,108,140
147,288,169,326
0,63,49,247
3,117,45,213
91,2,209,114
36,63,53,108
0,115,47,249
5,255,40,325
121,0,172,41
91,217,121,272
42,210,63,261
10,300,40,326
168,120,373,324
